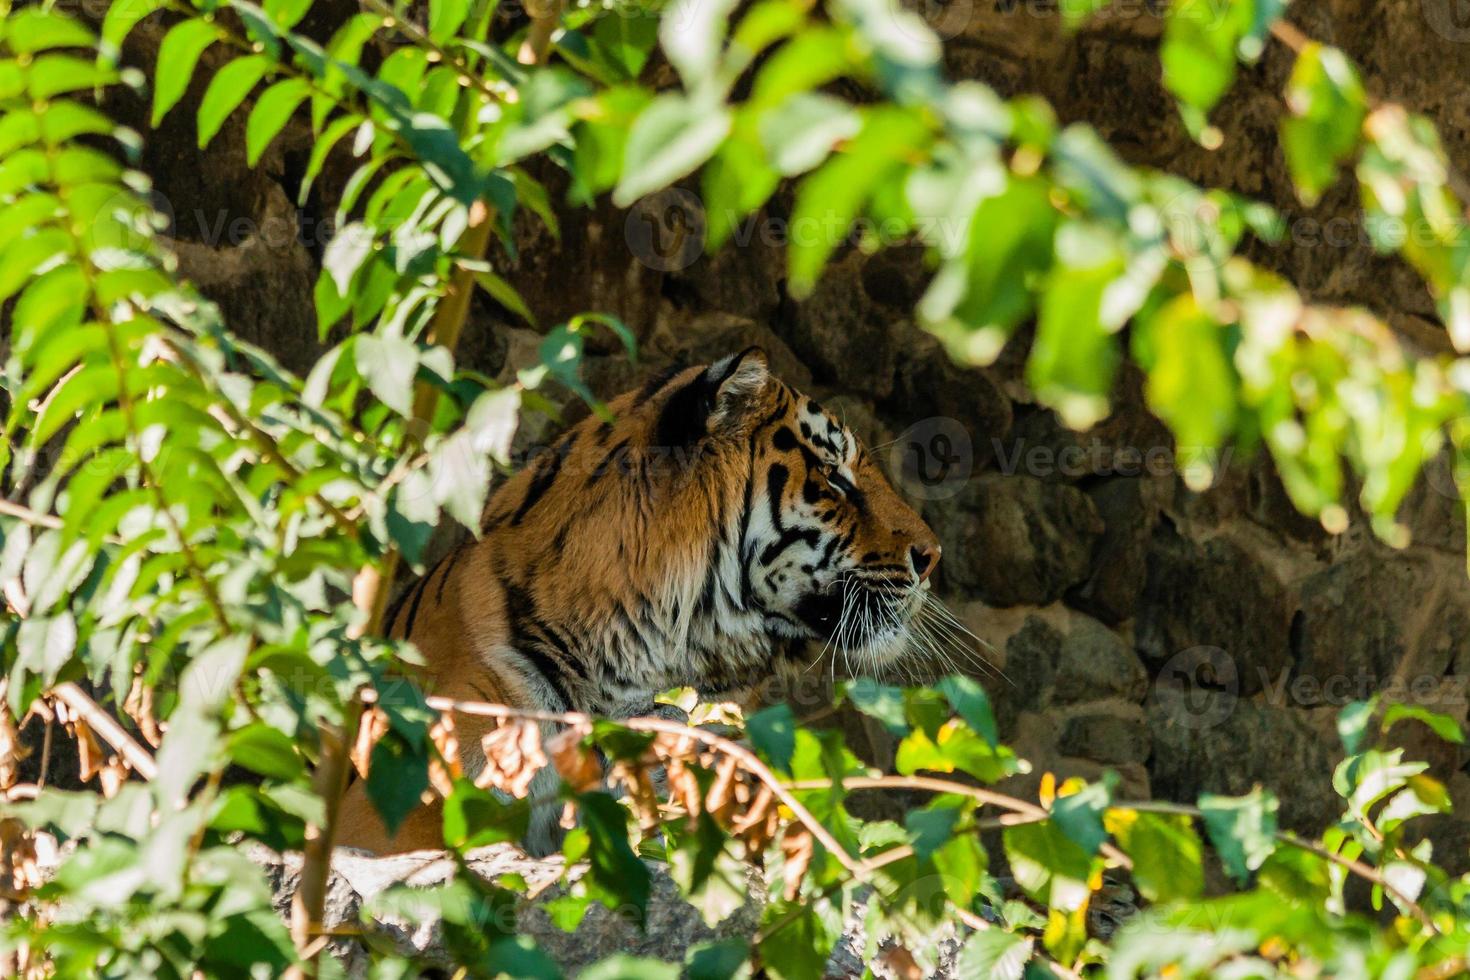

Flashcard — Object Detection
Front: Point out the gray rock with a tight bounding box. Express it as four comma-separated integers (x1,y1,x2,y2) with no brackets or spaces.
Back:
1293,548,1470,703
1067,478,1155,625
1135,525,1293,696
1052,615,1149,706
927,475,1103,607
1058,711,1151,765
1146,688,1341,833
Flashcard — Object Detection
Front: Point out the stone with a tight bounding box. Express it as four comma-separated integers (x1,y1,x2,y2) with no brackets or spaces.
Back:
926,474,1103,607
1052,614,1149,706
1066,478,1155,625
1147,689,1342,833
1135,523,1294,696
1293,547,1470,705
994,615,1062,735
782,251,901,398
1058,711,1151,766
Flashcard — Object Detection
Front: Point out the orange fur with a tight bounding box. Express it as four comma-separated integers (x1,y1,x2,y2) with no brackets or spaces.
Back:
337,349,939,854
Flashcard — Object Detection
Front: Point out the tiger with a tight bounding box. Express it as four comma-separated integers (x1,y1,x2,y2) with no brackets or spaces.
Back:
336,347,943,854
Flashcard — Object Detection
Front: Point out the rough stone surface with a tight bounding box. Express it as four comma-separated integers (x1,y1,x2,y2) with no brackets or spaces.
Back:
927,475,1103,607
1135,523,1295,696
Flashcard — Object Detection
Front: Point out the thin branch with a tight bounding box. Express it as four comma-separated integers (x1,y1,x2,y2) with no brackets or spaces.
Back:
787,774,1133,870
371,689,877,886
0,499,62,531
518,0,566,66
49,683,158,782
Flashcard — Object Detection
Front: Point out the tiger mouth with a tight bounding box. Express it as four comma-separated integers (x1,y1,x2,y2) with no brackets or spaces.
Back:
793,576,918,646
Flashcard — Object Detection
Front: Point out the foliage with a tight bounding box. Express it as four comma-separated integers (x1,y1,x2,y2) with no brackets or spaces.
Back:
1,0,1469,976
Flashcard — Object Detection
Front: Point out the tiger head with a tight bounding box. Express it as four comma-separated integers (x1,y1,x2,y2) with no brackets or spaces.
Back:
478,345,949,705
638,346,943,679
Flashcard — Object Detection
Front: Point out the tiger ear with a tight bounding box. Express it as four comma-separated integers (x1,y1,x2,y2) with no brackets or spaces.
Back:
706,346,769,427
656,347,769,446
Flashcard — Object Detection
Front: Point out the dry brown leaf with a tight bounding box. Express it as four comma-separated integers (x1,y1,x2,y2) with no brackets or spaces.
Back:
123,674,162,748
350,706,389,779
704,754,740,821
877,944,922,980
0,692,23,792
545,724,601,792
97,756,127,798
73,719,104,784
427,713,461,797
477,720,547,799
666,756,703,818
781,826,814,902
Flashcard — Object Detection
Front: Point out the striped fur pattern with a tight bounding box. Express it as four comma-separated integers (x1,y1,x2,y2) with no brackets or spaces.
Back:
337,348,942,853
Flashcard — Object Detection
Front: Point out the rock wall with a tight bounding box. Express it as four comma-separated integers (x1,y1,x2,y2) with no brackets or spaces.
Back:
105,0,1470,862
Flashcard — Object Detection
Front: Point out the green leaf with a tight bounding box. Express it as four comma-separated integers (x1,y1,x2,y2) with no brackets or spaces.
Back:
16,611,77,686
7,10,96,54
659,0,738,89
197,55,271,149
1026,222,1123,429
153,19,219,126
896,722,1022,784
245,77,310,166
366,730,432,837
577,790,651,925
956,929,1032,980
442,779,527,850
1337,698,1378,754
1381,703,1465,744
1133,294,1237,488
322,221,375,295
354,334,419,418
747,703,796,774
613,94,731,207
758,92,860,177
936,674,998,747
1105,809,1203,903
1198,788,1280,884
787,107,929,296
1050,777,1114,856
1003,819,1092,911
264,0,313,30
843,677,908,734
686,938,751,980
101,0,164,61
1281,43,1366,206
429,0,470,44
1161,0,1240,115
475,270,537,326
757,901,834,980
228,724,306,781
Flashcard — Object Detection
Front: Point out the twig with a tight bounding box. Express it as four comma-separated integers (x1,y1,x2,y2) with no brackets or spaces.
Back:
49,683,158,782
786,774,1133,870
0,499,62,531
370,689,876,885
518,0,566,66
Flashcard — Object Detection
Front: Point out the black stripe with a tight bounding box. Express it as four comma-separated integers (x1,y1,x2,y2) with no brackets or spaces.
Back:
400,557,443,639
635,365,683,406
502,581,576,710
511,447,566,525
435,548,463,605
588,438,629,485
760,526,823,565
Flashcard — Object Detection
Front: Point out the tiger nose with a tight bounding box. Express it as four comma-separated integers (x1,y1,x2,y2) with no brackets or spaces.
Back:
910,544,941,582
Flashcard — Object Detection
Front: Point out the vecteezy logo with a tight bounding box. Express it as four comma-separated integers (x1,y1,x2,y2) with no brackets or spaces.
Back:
1149,645,1239,731
890,417,972,501
624,187,706,272
1423,0,1470,41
